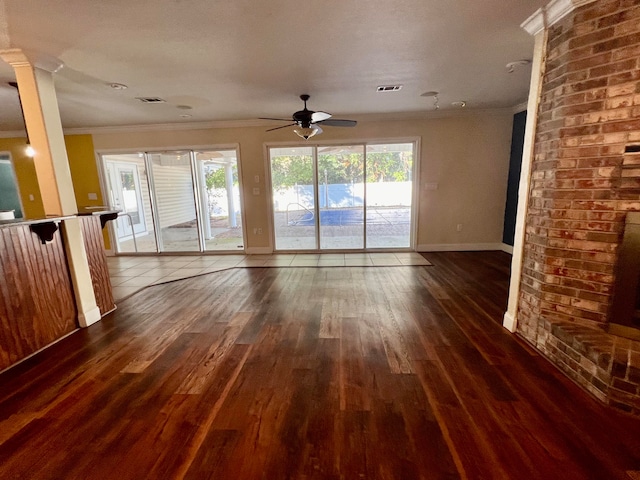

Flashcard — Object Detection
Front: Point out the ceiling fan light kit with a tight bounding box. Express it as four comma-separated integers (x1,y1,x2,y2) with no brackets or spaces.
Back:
261,94,357,140
294,125,321,140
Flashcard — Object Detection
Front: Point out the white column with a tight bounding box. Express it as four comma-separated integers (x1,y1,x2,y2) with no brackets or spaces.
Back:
225,163,236,228
502,16,547,332
198,161,212,240
0,48,101,328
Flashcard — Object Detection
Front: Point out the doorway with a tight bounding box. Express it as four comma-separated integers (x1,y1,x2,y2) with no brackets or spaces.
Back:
0,153,23,218
101,148,244,253
269,141,416,251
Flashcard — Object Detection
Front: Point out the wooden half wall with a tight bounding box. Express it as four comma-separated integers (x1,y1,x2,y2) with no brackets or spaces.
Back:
0,223,77,370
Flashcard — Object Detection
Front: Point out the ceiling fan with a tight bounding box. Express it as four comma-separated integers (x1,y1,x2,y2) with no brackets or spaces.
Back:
260,94,357,139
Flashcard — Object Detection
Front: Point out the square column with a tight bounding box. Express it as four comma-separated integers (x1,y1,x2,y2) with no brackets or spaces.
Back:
0,48,101,327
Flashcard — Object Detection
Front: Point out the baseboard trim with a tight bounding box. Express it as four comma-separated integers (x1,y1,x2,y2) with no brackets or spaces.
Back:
78,306,102,328
416,243,504,252
503,311,517,333
500,243,514,254
245,247,273,255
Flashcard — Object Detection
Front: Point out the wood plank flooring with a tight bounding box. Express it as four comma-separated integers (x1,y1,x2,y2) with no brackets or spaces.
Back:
1,251,639,479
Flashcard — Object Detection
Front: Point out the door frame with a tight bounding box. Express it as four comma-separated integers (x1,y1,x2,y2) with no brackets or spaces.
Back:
96,144,247,254
265,137,420,252
106,160,148,240
0,152,25,219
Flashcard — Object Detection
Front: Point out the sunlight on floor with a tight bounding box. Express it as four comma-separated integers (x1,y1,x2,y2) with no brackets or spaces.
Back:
108,252,431,301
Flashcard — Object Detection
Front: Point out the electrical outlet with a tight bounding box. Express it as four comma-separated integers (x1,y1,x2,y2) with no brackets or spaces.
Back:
88,192,98,200
257,228,263,235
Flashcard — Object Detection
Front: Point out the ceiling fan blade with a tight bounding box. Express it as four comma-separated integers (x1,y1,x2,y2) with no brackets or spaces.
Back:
260,117,294,121
266,123,297,132
311,111,331,123
317,119,357,127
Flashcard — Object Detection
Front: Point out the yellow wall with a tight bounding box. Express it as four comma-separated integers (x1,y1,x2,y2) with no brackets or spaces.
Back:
64,134,111,249
65,134,105,207
0,137,44,218
1,134,112,248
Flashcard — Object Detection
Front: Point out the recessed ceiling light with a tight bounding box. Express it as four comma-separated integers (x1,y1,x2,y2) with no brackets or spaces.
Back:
108,82,128,90
377,85,403,92
452,101,467,108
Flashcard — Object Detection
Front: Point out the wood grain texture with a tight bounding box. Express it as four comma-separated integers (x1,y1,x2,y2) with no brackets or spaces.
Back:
0,225,77,371
79,216,115,316
0,251,639,479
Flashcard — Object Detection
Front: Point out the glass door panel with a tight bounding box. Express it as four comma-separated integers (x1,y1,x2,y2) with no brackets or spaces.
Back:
0,155,23,218
196,150,245,251
103,154,157,253
318,145,364,249
365,143,414,248
270,147,317,250
148,151,200,252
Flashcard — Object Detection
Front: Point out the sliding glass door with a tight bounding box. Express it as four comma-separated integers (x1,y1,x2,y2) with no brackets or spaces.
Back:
269,141,415,251
318,145,364,249
196,150,244,251
270,147,316,250
366,143,414,248
148,151,200,252
102,148,245,253
104,154,157,253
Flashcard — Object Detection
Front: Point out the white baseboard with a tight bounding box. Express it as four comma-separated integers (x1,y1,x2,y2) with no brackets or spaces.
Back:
78,306,102,328
245,247,273,255
503,311,517,332
416,243,505,252
500,243,514,254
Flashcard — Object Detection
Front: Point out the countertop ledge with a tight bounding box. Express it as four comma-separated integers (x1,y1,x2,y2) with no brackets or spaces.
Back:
0,208,120,229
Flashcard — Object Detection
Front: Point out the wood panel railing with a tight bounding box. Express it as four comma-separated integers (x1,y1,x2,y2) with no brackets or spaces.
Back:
0,224,77,371
79,216,115,316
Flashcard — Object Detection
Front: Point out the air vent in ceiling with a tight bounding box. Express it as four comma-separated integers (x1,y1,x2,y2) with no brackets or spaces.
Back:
377,85,403,92
136,97,166,104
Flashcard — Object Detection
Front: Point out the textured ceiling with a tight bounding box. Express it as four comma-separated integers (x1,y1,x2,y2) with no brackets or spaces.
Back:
0,0,546,131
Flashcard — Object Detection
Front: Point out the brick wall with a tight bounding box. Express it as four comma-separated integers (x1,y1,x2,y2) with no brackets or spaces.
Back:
517,0,640,414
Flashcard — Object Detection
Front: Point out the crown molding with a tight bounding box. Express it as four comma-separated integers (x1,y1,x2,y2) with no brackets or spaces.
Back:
522,0,597,36
0,130,26,139
0,48,30,67
62,118,273,136
513,102,528,114
522,8,546,36
0,107,518,138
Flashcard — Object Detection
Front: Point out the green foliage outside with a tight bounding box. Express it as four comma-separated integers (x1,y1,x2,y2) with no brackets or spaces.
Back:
205,164,238,190
271,151,412,191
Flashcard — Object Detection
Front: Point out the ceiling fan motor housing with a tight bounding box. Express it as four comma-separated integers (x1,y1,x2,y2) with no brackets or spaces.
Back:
293,109,313,128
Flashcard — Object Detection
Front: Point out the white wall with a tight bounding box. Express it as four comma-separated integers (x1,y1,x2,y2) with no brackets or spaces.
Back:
91,110,513,251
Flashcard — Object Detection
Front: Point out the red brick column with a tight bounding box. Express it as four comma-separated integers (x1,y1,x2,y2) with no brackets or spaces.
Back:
518,0,640,346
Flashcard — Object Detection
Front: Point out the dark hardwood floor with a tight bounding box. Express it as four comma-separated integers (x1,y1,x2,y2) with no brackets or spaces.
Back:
1,251,639,479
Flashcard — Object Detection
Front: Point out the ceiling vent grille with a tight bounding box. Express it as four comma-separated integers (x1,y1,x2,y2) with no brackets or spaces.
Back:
136,97,166,104
376,85,403,92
